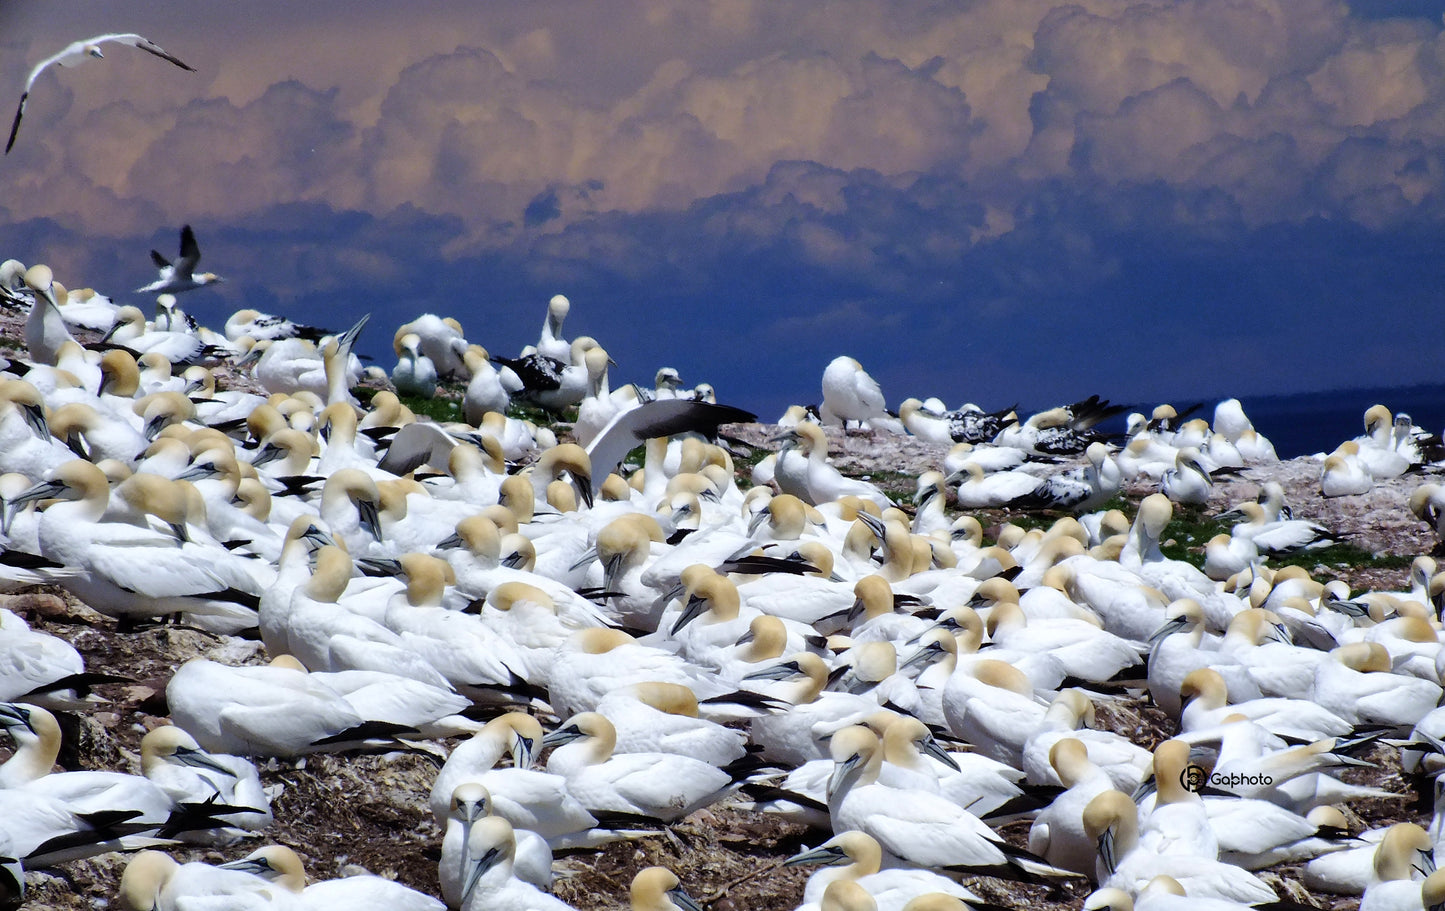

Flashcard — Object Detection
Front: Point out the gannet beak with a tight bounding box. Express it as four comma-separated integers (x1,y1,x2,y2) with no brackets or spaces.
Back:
174,744,234,776
783,844,848,868
1147,616,1188,645
670,594,709,636
11,478,66,508
898,641,942,673
826,753,864,800
462,846,504,902
357,499,382,543
541,725,584,748
669,887,705,911
919,735,961,772
742,661,799,682
20,403,48,439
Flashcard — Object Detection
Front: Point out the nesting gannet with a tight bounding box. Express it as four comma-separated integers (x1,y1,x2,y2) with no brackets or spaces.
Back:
1410,483,1445,549
440,783,553,896
16,460,263,630
825,726,1063,882
1304,822,1436,896
630,867,705,911
391,332,438,399
784,831,985,911
138,726,271,841
166,657,419,758
1179,668,1352,741
462,346,522,424
1028,738,1120,875
18,265,81,368
1360,869,1445,911
454,817,573,911
136,226,225,295
1082,790,1277,903
6,34,195,154
222,844,444,911
772,422,893,508
1219,501,1340,555
534,294,573,363
0,607,119,709
117,850,277,911
1158,448,1213,506
0,703,244,859
394,314,468,381
543,712,736,823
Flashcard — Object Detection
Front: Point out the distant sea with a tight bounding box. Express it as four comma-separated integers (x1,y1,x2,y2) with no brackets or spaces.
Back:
1128,383,1445,460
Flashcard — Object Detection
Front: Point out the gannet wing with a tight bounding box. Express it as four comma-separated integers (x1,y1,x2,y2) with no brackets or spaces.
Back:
585,399,754,492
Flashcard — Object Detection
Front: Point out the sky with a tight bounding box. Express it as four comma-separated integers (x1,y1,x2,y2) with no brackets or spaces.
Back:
2,0,1445,425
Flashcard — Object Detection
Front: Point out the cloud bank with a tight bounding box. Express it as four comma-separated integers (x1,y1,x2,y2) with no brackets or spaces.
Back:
2,0,1444,417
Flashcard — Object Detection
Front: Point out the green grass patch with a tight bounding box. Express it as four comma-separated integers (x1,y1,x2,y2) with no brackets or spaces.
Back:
398,392,463,423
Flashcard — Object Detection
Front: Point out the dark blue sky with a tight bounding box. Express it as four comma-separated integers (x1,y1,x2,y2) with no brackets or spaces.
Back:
2,1,1444,425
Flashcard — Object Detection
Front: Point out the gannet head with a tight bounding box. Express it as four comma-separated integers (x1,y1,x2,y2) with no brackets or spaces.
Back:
631,866,705,911
118,851,176,911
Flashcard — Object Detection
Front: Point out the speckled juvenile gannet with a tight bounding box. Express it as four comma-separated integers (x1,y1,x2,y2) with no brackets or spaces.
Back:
7,34,195,154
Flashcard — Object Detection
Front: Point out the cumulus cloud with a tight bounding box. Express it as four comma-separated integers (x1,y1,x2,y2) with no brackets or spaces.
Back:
4,0,1445,415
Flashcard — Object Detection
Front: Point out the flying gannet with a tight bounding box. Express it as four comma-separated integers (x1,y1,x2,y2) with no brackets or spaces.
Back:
7,34,194,154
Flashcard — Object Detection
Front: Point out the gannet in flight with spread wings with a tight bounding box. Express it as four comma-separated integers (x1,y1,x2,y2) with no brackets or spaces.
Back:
7,34,195,154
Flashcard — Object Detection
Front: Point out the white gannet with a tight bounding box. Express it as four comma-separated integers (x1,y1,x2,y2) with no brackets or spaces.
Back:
1083,790,1277,903
221,844,444,911
1028,738,1120,875
16,460,263,631
391,332,437,399
7,34,195,154
462,346,522,425
136,226,225,295
542,712,735,823
440,783,553,896
20,266,80,367
394,314,468,381
820,356,891,432
166,657,417,758
1159,448,1213,506
784,831,985,911
825,726,1059,881
630,867,706,911
1321,442,1375,498
773,422,893,508
117,850,277,911
535,294,573,363
138,725,272,840
454,817,574,911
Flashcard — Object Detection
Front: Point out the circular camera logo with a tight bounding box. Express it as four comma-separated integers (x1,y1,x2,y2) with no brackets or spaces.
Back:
1180,764,1208,793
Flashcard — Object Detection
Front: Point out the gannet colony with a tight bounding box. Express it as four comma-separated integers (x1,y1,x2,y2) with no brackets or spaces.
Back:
3,228,1445,911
